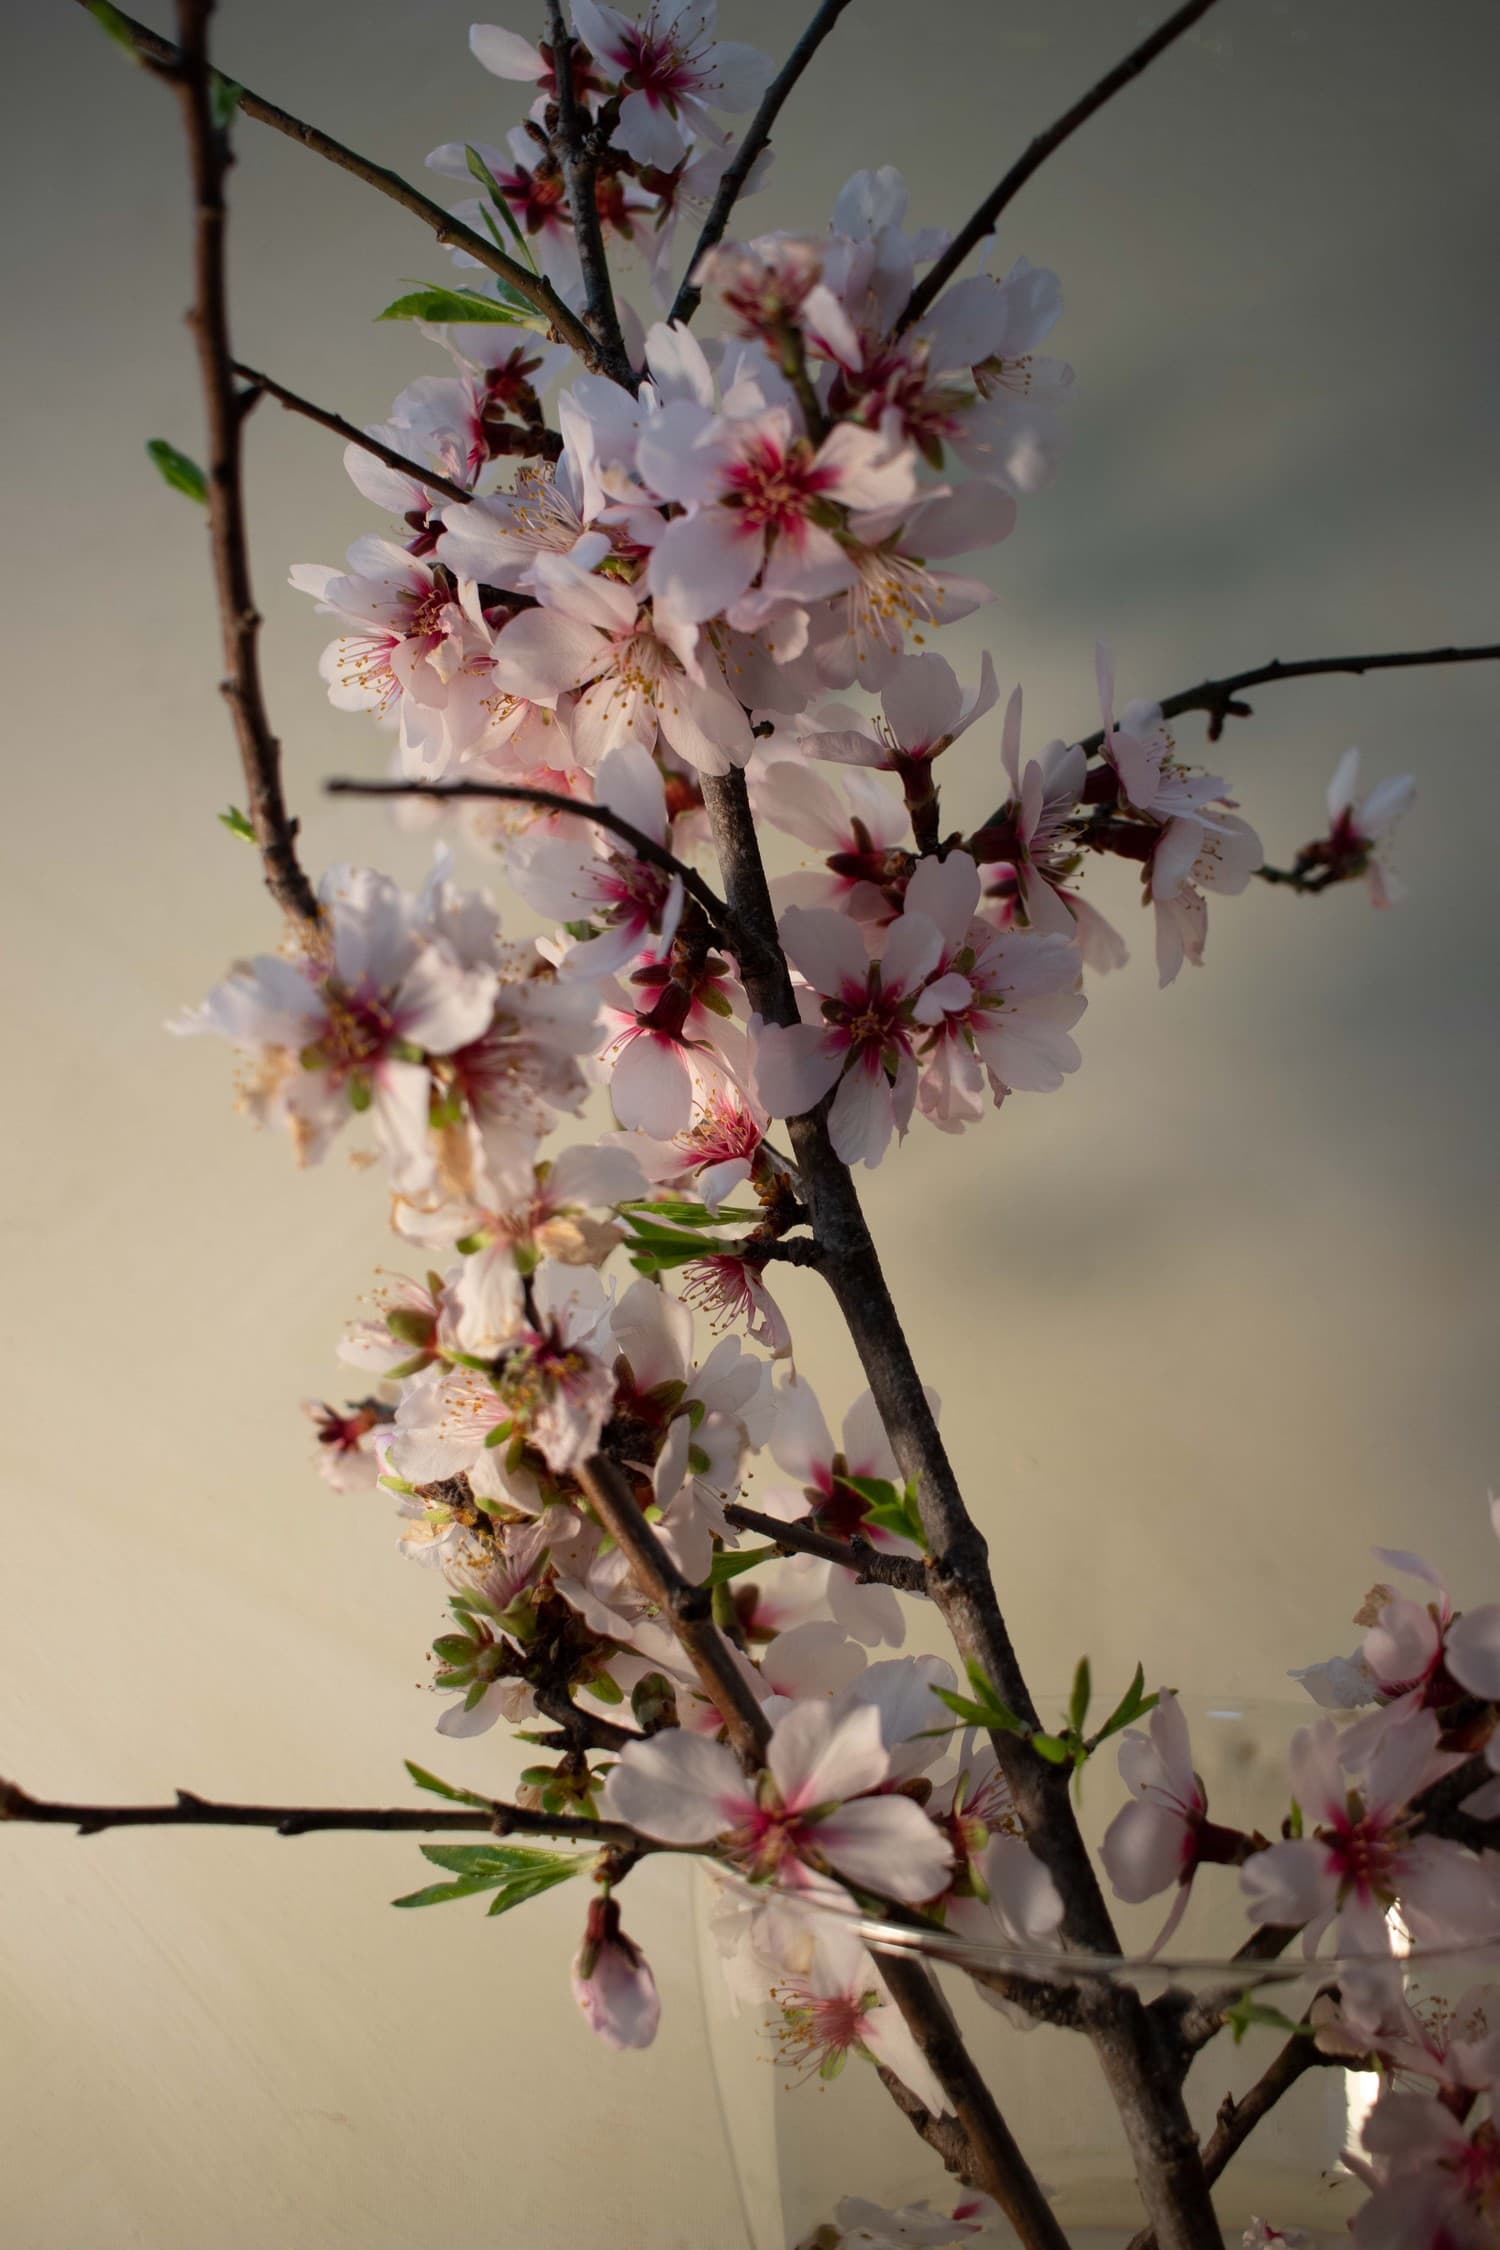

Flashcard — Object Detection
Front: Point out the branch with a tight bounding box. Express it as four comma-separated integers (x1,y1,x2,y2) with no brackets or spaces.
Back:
576,1454,771,1766
878,1953,1071,2249
544,0,633,388
325,777,741,946
231,361,475,507
668,0,860,328
1125,2036,1325,2250
697,765,1222,2250
1082,640,1500,758
0,1774,643,1849
721,1500,929,1595
168,0,319,929
897,0,1221,334
82,0,602,369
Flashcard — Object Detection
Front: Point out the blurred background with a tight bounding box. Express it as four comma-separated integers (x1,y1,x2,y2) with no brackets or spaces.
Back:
2,1,1497,2242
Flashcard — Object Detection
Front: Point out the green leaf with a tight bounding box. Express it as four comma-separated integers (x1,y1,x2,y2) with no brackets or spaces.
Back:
85,1,139,55
392,1872,510,1909
462,146,536,265
1029,1732,1072,1766
1090,1664,1159,1748
218,805,255,843
1223,1994,1310,2046
146,438,207,504
624,1198,763,1229
934,1663,1026,1735
210,73,244,130
1069,1657,1092,1737
843,1474,927,1551
377,284,528,327
391,1841,587,1913
402,1760,494,1811
707,1545,779,1586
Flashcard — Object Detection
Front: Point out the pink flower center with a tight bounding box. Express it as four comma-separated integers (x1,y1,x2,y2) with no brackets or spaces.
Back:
317,980,396,1072
1324,1807,1395,1904
723,435,836,536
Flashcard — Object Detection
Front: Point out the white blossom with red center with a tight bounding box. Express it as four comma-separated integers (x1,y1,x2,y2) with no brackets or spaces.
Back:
571,0,774,171
602,1695,953,1903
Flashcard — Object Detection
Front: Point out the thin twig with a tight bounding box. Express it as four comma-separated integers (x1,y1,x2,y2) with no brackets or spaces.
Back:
544,0,633,387
577,1455,771,1766
878,1953,1071,2249
0,1774,643,1849
1133,640,1500,749
168,0,319,928
669,0,859,327
325,776,741,946
897,0,1222,334
231,361,475,507
80,0,602,368
722,1501,929,1595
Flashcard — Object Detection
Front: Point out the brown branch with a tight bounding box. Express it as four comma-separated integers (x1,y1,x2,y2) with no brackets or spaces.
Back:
167,0,319,928
576,1454,771,1766
325,776,741,946
897,0,1222,334
878,1953,1071,2249
698,764,1222,2250
0,1773,643,1849
1125,2036,1326,2250
1081,640,1500,758
81,0,602,369
231,361,475,507
544,0,633,388
722,1501,929,1596
669,0,860,328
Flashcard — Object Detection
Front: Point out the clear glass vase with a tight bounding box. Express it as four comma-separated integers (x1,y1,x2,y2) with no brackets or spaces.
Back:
694,1697,1494,2249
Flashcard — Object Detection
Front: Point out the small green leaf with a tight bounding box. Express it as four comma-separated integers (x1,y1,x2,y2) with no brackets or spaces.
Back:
1069,1657,1092,1737
1224,1994,1310,2046
402,1760,493,1810
485,1857,583,1915
391,1873,508,1909
377,284,528,326
1090,1663,1160,1749
85,0,139,55
1029,1732,1072,1766
146,438,207,504
210,73,244,130
218,805,255,843
462,146,536,263
843,1473,927,1551
707,1545,779,1586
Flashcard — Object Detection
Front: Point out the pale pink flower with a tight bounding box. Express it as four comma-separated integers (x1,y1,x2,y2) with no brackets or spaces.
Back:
1320,747,1417,906
800,651,1000,779
510,742,684,979
570,0,774,171
1148,809,1264,987
751,759,910,927
681,1252,792,1357
694,236,863,369
302,1399,385,1492
1242,2224,1314,2249
797,2191,1000,2248
603,1696,953,1903
1350,2087,1500,2249
904,850,1085,1123
770,1917,946,2111
1240,1708,1499,1959
987,682,1090,940
490,545,753,774
172,866,498,1194
642,406,920,628
753,904,944,1166
1095,643,1234,826
1100,1692,1223,1954
570,1893,662,2051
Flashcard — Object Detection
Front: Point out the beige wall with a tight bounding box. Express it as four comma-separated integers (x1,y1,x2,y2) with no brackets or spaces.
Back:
3,2,1498,2243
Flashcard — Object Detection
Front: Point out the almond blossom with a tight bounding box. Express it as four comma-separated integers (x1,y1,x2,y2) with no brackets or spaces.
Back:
753,903,944,1166
603,1696,953,1903
489,544,754,774
1240,1708,1500,1962
570,0,774,171
1099,1692,1233,1954
1314,747,1417,906
172,865,499,1192
641,404,920,628
770,1917,946,2112
570,1892,662,2051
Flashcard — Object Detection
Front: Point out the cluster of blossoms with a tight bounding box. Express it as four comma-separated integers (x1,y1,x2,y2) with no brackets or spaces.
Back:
164,7,1448,2246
